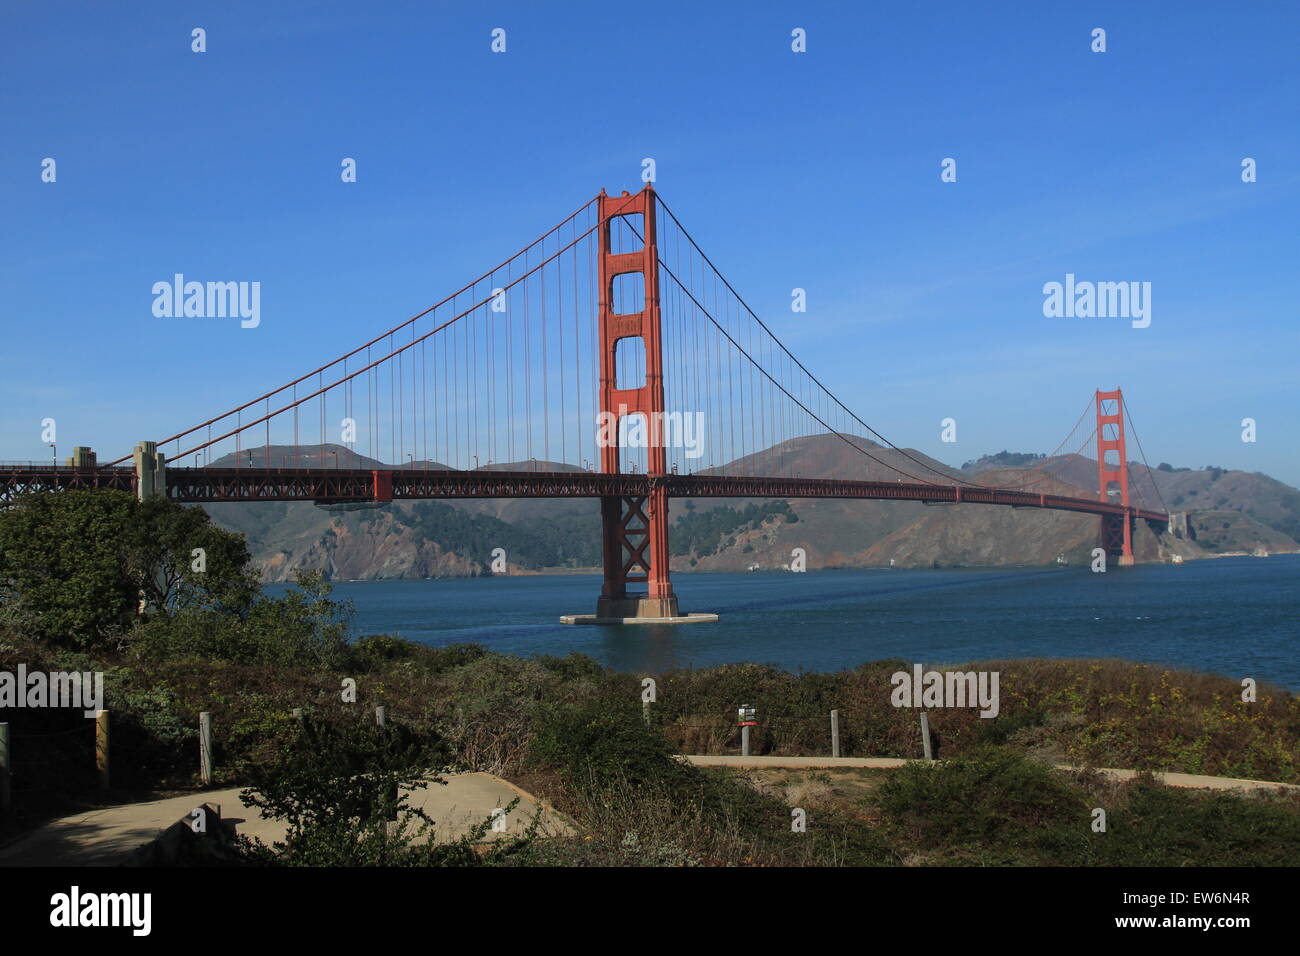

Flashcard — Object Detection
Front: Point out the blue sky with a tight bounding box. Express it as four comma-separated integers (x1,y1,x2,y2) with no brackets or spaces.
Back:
3,0,1298,483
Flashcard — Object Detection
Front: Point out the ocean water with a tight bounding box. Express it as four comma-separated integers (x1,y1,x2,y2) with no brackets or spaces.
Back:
266,555,1300,688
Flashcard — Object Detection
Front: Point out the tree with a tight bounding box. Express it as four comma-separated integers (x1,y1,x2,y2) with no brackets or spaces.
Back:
129,495,259,617
0,490,256,649
243,569,353,669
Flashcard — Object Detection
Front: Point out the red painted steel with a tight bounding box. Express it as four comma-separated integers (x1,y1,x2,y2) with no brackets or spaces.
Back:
1095,388,1134,563
3,190,1172,580
596,186,675,606
0,466,1166,527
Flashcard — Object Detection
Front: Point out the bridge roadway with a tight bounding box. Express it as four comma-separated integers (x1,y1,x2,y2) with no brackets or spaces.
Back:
0,465,1169,524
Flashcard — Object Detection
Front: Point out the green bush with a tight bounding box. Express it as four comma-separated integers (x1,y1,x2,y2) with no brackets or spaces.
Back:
876,747,1086,861
351,633,415,668
977,707,1047,746
128,570,351,671
530,695,687,791
239,713,538,866
1091,779,1300,866
108,682,197,786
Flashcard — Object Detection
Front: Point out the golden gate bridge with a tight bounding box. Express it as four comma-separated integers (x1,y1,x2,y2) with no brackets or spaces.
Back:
1,185,1169,623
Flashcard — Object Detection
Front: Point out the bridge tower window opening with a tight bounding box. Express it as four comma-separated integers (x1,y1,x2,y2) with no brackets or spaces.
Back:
614,336,647,390
608,213,645,254
611,271,646,317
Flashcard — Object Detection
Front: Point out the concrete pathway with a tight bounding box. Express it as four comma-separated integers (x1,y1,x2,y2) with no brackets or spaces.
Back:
0,772,571,867
681,755,1300,793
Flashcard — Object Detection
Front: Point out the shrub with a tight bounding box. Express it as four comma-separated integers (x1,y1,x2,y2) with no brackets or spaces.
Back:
236,714,537,866
530,695,687,792
875,747,1086,861
1091,778,1300,866
129,570,351,671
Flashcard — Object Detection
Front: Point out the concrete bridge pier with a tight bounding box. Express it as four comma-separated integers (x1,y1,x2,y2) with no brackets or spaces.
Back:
65,446,97,468
132,441,166,500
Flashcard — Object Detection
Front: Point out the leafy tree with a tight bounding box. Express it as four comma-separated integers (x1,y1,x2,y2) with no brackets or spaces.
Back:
0,490,135,646
129,569,353,669
0,490,257,649
129,496,259,616
243,569,353,669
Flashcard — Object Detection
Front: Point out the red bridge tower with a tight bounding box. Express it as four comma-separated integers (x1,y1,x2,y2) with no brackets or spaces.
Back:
1096,388,1135,566
586,185,699,622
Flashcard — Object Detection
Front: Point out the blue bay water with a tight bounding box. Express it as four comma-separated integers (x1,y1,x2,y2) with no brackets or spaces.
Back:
267,555,1300,688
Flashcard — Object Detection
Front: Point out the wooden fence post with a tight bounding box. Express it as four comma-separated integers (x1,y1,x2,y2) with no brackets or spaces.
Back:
830,709,841,758
95,710,110,790
199,712,213,785
919,712,933,761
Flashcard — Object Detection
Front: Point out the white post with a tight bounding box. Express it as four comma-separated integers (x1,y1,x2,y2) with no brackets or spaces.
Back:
919,712,933,761
830,709,841,758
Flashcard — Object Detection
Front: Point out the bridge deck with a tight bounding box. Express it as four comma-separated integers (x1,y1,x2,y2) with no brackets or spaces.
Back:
0,466,1168,524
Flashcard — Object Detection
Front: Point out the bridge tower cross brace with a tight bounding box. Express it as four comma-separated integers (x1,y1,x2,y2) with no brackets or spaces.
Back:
1095,388,1135,566
595,185,679,620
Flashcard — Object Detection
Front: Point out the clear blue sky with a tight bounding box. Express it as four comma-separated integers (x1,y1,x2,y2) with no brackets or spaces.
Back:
3,1,1297,483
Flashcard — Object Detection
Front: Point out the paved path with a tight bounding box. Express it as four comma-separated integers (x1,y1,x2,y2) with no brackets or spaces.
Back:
681,755,1300,792
0,772,571,867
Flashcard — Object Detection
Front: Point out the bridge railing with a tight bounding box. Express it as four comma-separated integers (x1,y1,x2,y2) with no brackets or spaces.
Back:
0,462,134,470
